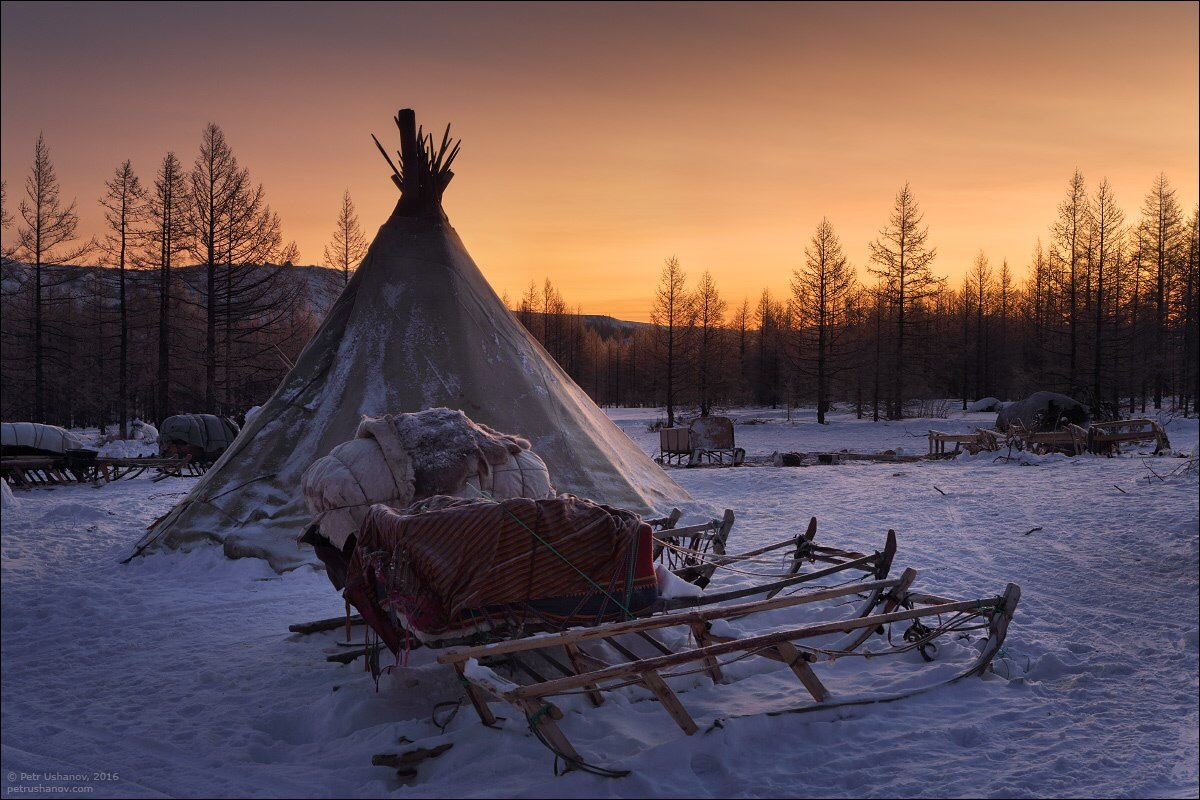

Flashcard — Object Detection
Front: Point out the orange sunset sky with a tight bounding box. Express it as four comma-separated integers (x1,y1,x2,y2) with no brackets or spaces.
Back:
2,2,1197,322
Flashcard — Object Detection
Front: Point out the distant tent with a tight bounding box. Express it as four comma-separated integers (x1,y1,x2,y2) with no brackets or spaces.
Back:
132,109,695,571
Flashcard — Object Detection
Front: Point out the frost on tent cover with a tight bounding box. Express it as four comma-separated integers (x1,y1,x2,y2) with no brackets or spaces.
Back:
133,109,696,572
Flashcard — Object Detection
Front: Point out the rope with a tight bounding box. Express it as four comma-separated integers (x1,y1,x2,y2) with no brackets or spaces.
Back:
527,703,554,726
903,619,938,662
432,699,462,733
622,529,638,620
524,709,631,778
655,538,796,578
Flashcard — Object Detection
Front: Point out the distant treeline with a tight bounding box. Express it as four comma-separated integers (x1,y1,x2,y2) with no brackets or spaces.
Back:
1,125,1197,430
0,262,333,428
0,127,361,435
515,176,1199,426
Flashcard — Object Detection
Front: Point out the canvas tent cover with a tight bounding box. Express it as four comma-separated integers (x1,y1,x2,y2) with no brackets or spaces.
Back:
133,109,696,572
1,422,86,455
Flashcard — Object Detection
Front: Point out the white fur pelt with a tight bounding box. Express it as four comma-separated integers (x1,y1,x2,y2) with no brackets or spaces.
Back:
302,408,554,548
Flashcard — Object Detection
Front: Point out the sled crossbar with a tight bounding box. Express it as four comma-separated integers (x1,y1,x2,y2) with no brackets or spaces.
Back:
440,577,1021,765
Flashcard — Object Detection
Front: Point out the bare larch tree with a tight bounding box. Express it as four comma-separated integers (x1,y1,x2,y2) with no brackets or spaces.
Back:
323,189,369,284
792,218,856,423
650,256,693,427
147,152,188,422
98,160,147,436
14,134,92,422
867,183,938,418
692,270,728,417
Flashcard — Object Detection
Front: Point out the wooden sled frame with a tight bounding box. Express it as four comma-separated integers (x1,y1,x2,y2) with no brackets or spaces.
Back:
1006,422,1089,456
437,571,1021,767
297,519,898,671
687,446,746,467
928,428,1006,456
1087,418,1170,455
648,508,735,587
648,510,897,601
2,453,208,488
656,428,692,466
931,417,1170,459
101,454,206,482
1,456,88,487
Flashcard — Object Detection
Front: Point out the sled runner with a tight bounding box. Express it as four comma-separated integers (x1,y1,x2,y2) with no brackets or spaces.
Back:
2,453,209,488
436,569,1021,769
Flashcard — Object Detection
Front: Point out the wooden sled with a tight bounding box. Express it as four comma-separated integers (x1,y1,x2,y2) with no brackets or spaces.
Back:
297,515,898,665
99,454,206,482
1087,419,1170,455
655,419,745,468
1,453,104,487
928,428,1005,456
2,453,208,488
648,508,735,587
437,569,1021,769
289,505,1019,773
649,510,897,601
1006,422,1090,456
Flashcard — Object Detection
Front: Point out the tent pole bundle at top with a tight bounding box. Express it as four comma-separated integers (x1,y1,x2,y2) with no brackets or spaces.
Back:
130,108,699,572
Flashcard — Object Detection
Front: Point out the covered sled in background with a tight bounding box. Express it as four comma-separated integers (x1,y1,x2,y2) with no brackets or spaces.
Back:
657,416,745,467
1,422,101,487
996,391,1088,432
1,422,86,456
158,414,240,462
300,408,554,588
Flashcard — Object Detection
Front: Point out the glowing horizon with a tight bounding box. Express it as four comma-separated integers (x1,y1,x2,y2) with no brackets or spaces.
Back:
2,2,1196,322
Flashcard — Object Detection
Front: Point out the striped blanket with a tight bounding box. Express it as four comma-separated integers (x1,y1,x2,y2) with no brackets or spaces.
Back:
345,496,658,650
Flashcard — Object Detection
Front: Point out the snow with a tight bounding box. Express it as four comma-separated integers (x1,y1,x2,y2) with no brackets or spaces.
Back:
2,405,1197,798
96,439,158,459
130,420,158,443
967,397,1004,412
655,563,704,599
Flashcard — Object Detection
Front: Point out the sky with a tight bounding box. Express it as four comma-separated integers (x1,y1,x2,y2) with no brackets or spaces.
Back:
2,1,1197,321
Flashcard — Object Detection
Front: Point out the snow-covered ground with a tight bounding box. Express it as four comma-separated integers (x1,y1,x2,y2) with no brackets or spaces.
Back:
2,406,1197,798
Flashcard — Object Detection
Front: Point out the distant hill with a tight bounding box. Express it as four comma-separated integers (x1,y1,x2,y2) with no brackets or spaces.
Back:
0,261,345,320
582,314,650,337
0,261,646,336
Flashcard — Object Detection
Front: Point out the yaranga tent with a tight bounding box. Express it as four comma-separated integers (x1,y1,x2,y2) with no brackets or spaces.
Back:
133,109,694,571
